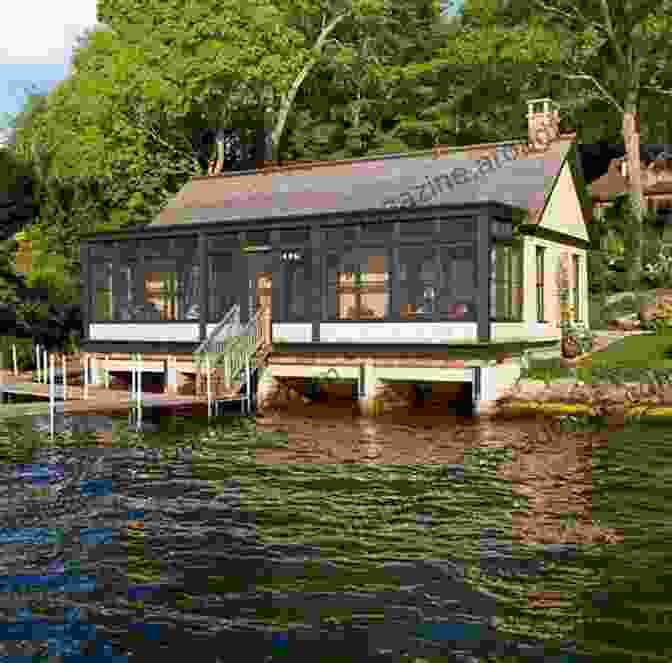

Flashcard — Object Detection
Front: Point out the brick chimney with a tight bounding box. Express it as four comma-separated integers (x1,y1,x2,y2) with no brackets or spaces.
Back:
527,98,560,151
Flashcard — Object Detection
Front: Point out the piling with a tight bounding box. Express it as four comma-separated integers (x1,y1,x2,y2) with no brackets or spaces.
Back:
49,353,55,439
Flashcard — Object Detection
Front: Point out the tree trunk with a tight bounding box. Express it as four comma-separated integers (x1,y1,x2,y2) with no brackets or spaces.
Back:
270,11,349,161
623,107,645,290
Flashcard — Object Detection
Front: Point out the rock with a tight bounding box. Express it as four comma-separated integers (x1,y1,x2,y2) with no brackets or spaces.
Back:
608,315,640,331
639,302,657,322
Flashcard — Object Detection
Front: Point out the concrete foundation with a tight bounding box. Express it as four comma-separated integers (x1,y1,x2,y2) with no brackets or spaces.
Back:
259,355,524,417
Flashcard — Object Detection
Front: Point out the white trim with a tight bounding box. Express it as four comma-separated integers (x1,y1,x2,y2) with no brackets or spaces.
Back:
319,322,478,343
89,323,199,342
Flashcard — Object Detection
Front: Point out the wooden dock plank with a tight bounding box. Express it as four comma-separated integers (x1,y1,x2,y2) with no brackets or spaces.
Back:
0,370,244,420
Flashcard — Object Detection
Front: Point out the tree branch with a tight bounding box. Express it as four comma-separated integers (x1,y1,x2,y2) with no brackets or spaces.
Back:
556,72,624,113
643,85,672,97
598,0,626,66
125,108,202,174
532,0,606,34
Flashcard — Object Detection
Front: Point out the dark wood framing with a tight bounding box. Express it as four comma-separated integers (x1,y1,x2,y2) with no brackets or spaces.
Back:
81,202,517,346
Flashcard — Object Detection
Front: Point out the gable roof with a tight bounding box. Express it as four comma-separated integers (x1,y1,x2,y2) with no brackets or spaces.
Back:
150,134,576,230
590,155,672,202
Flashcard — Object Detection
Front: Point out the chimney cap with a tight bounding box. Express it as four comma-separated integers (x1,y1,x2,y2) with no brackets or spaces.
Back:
527,98,559,113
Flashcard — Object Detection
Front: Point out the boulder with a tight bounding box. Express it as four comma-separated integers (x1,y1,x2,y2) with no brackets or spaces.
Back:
608,314,641,331
639,302,657,323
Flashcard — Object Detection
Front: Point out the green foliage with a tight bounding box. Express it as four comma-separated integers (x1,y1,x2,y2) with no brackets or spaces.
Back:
0,336,34,371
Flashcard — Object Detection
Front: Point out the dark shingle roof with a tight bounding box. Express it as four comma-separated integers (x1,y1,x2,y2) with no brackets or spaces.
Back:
151,137,573,228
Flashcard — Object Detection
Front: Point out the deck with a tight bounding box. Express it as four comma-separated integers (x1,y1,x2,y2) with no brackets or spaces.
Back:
0,371,245,421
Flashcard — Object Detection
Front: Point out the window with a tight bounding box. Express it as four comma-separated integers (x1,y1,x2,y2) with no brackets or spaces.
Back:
573,254,580,322
438,244,476,321
398,246,438,319
327,248,389,320
92,260,113,322
90,243,115,322
491,243,523,321
536,246,546,322
209,252,237,322
283,250,310,320
139,237,200,321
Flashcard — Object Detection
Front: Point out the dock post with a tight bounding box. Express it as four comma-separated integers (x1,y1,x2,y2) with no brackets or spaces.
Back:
206,354,212,419
12,344,17,376
49,353,55,440
245,355,251,415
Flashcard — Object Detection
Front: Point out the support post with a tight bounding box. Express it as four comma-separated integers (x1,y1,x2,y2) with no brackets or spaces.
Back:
36,344,41,383
476,209,492,343
246,354,251,414
49,353,55,440
62,354,67,401
104,355,110,389
43,349,48,384
206,353,212,419
358,361,381,416
12,344,17,376
83,354,89,400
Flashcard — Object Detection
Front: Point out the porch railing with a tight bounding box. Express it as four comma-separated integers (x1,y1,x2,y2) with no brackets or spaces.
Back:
195,306,272,398
194,303,241,355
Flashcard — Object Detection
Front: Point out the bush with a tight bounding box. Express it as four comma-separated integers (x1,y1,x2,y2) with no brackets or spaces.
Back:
654,302,672,335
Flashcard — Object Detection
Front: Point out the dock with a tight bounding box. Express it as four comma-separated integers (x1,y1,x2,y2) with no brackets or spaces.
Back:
0,370,246,421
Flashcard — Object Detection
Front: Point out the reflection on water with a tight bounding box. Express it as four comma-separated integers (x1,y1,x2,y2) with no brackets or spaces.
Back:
0,406,667,662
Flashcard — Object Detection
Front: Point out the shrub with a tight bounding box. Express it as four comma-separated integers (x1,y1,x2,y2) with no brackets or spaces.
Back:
654,302,672,335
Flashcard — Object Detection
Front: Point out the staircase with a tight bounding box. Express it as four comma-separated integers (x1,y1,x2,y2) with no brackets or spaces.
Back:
193,304,272,411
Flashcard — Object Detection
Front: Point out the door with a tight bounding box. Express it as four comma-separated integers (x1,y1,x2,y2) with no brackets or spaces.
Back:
255,272,272,345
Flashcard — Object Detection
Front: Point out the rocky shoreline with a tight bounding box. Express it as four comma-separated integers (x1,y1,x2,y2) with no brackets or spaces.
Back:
495,377,672,420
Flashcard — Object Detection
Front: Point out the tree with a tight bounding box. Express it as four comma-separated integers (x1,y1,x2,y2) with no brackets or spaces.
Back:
472,0,672,290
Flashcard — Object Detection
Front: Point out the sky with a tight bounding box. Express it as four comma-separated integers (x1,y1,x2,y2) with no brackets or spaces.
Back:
0,0,98,125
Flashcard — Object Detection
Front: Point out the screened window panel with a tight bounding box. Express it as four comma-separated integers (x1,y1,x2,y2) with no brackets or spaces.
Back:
278,229,310,244
285,263,308,320
209,252,237,322
573,255,580,321
245,230,271,245
399,219,436,237
398,245,437,319
326,226,359,247
209,234,240,252
491,243,523,321
115,257,140,321
92,260,113,322
437,244,476,320
136,236,199,321
361,221,393,241
327,248,389,320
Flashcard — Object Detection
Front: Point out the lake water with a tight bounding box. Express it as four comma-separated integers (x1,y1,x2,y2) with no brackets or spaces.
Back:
0,401,669,662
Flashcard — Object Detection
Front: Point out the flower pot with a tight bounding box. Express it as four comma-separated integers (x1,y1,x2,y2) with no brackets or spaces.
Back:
562,336,580,359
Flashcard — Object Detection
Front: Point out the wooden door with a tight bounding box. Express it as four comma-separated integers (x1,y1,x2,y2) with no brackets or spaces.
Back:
255,272,272,345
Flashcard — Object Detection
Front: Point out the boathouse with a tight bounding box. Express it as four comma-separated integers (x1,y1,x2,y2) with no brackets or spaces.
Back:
79,99,591,415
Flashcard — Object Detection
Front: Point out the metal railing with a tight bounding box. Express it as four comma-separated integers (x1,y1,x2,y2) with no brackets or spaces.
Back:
194,303,241,355
194,306,272,411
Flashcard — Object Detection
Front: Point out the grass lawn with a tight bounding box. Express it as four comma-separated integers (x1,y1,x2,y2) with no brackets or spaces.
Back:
522,333,672,384
582,334,672,368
